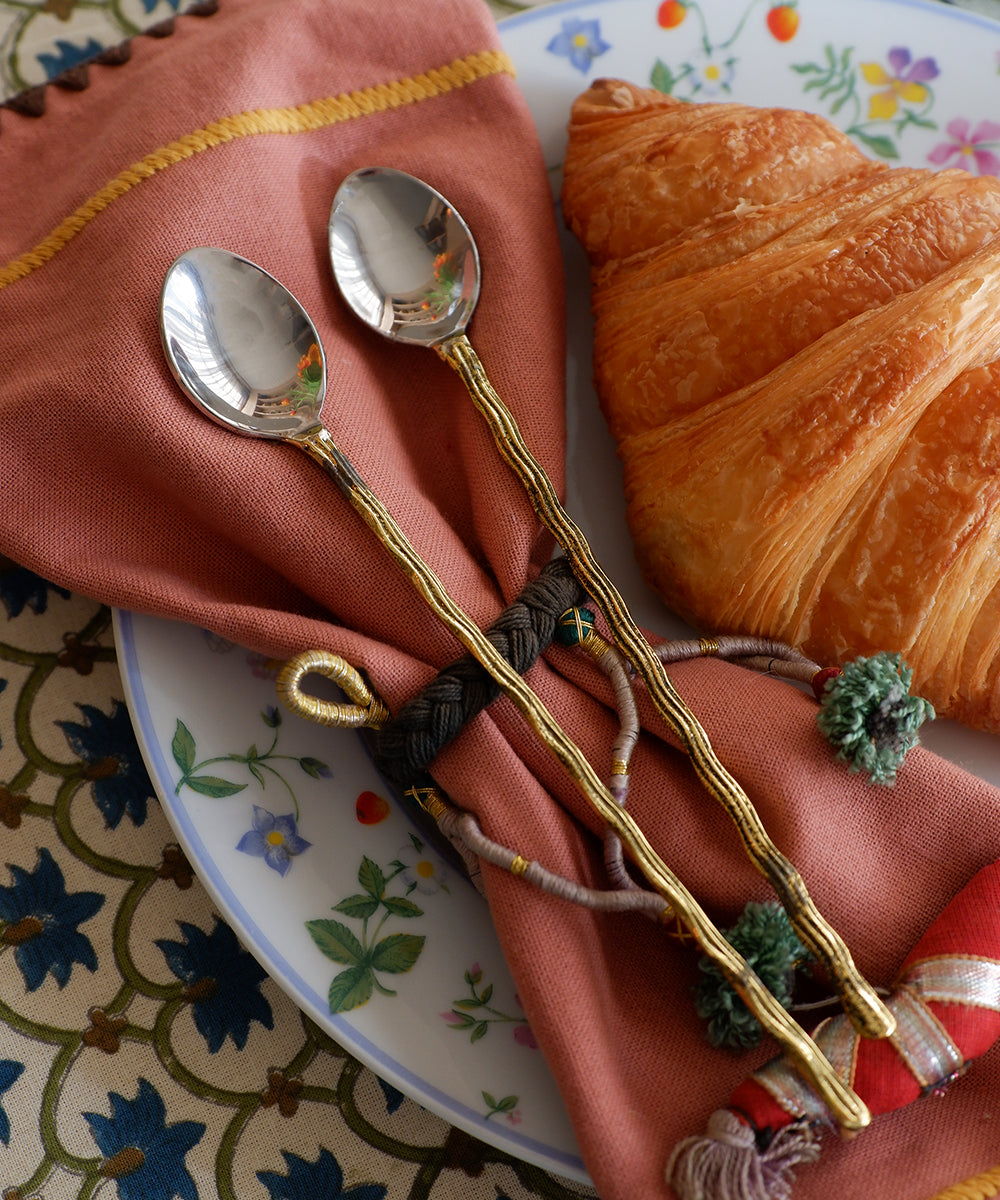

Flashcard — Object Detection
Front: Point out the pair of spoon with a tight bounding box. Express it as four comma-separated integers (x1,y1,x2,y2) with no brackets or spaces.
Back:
159,167,888,1131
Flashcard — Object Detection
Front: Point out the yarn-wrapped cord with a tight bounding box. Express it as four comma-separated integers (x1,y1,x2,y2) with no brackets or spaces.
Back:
371,555,585,785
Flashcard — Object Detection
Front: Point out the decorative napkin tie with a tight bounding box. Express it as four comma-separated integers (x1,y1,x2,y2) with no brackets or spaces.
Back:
3,2,1000,1198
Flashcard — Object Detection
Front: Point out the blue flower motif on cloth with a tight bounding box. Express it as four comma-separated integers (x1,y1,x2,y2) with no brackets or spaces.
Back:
236,806,312,876
83,1077,205,1200
0,562,69,618
58,700,155,829
0,1059,25,1146
546,17,610,73
142,0,183,10
0,846,104,992
155,916,274,1051
37,37,104,80
257,1147,387,1200
377,1077,405,1114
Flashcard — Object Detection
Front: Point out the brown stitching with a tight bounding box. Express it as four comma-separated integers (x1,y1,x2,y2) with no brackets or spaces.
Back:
0,0,219,127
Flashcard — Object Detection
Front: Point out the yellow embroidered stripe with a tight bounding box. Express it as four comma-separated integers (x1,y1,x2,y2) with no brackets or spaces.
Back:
0,48,514,290
929,1164,1000,1200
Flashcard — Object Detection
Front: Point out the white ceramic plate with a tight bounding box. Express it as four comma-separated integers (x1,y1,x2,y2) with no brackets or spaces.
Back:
115,0,1000,1183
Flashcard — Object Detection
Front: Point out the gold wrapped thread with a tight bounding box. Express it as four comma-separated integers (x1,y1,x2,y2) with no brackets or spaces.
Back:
509,854,531,878
611,757,629,776
405,783,449,821
276,648,390,729
698,636,721,657
585,632,610,659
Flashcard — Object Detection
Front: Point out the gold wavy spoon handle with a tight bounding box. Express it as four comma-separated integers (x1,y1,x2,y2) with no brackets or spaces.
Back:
437,332,893,1045
290,421,870,1135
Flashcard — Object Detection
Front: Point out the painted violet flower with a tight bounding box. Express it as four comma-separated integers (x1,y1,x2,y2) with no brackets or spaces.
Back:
0,846,104,991
236,807,311,876
546,17,610,74
83,1077,205,1200
59,700,155,829
155,917,274,1051
860,47,938,120
929,117,1000,176
257,1147,387,1200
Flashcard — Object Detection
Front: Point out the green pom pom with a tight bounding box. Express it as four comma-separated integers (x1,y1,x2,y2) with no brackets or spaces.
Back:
694,901,809,1051
816,651,934,787
555,606,596,647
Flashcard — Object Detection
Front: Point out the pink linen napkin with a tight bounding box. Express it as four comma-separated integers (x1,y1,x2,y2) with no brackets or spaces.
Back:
2,2,1000,1198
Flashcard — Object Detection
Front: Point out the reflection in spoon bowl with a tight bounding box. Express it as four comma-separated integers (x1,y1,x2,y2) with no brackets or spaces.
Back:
330,167,479,345
160,247,325,439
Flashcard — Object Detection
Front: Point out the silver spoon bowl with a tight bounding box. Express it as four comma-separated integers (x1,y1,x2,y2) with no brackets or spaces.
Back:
160,246,325,439
330,166,478,346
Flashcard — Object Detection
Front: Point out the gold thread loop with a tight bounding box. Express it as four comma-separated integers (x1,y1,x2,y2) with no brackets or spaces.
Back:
698,636,721,657
276,649,389,729
509,854,531,878
928,1162,1000,1200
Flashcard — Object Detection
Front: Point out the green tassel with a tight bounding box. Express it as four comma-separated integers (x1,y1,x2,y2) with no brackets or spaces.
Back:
816,651,934,786
694,901,809,1050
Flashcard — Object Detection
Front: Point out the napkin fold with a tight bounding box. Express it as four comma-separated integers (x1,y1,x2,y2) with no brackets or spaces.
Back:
3,2,1000,1198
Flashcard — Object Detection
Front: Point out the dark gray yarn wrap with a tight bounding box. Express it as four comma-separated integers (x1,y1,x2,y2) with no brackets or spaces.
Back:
372,556,585,785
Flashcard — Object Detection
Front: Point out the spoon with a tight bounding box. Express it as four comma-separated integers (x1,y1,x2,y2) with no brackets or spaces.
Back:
159,245,869,1133
328,167,894,1046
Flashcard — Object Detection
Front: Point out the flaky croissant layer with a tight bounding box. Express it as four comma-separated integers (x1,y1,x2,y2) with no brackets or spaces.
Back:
562,79,1000,733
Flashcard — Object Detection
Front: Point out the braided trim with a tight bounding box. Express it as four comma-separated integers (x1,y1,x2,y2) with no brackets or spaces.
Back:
928,1165,1000,1200
0,48,515,290
372,557,584,785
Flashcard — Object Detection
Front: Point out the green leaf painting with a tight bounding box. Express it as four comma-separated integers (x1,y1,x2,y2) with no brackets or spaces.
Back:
307,854,427,1013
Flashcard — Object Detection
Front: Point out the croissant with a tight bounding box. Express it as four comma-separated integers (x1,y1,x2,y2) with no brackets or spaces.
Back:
562,79,1000,733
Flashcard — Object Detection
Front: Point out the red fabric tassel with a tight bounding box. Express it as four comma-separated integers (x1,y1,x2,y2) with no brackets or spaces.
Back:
669,860,1000,1199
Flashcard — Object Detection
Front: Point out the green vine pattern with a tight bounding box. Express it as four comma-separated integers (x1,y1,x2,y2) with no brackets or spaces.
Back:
0,0,189,97
649,0,802,100
171,708,329,816
444,962,534,1044
483,1090,520,1122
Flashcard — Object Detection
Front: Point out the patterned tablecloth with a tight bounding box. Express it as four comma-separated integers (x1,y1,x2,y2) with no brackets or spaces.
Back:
2,2,1000,1199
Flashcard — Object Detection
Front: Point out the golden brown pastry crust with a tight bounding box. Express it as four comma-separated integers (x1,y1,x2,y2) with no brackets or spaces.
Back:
563,79,1000,732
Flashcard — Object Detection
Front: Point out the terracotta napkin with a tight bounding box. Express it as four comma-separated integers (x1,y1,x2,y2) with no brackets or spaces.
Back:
2,2,1000,1198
